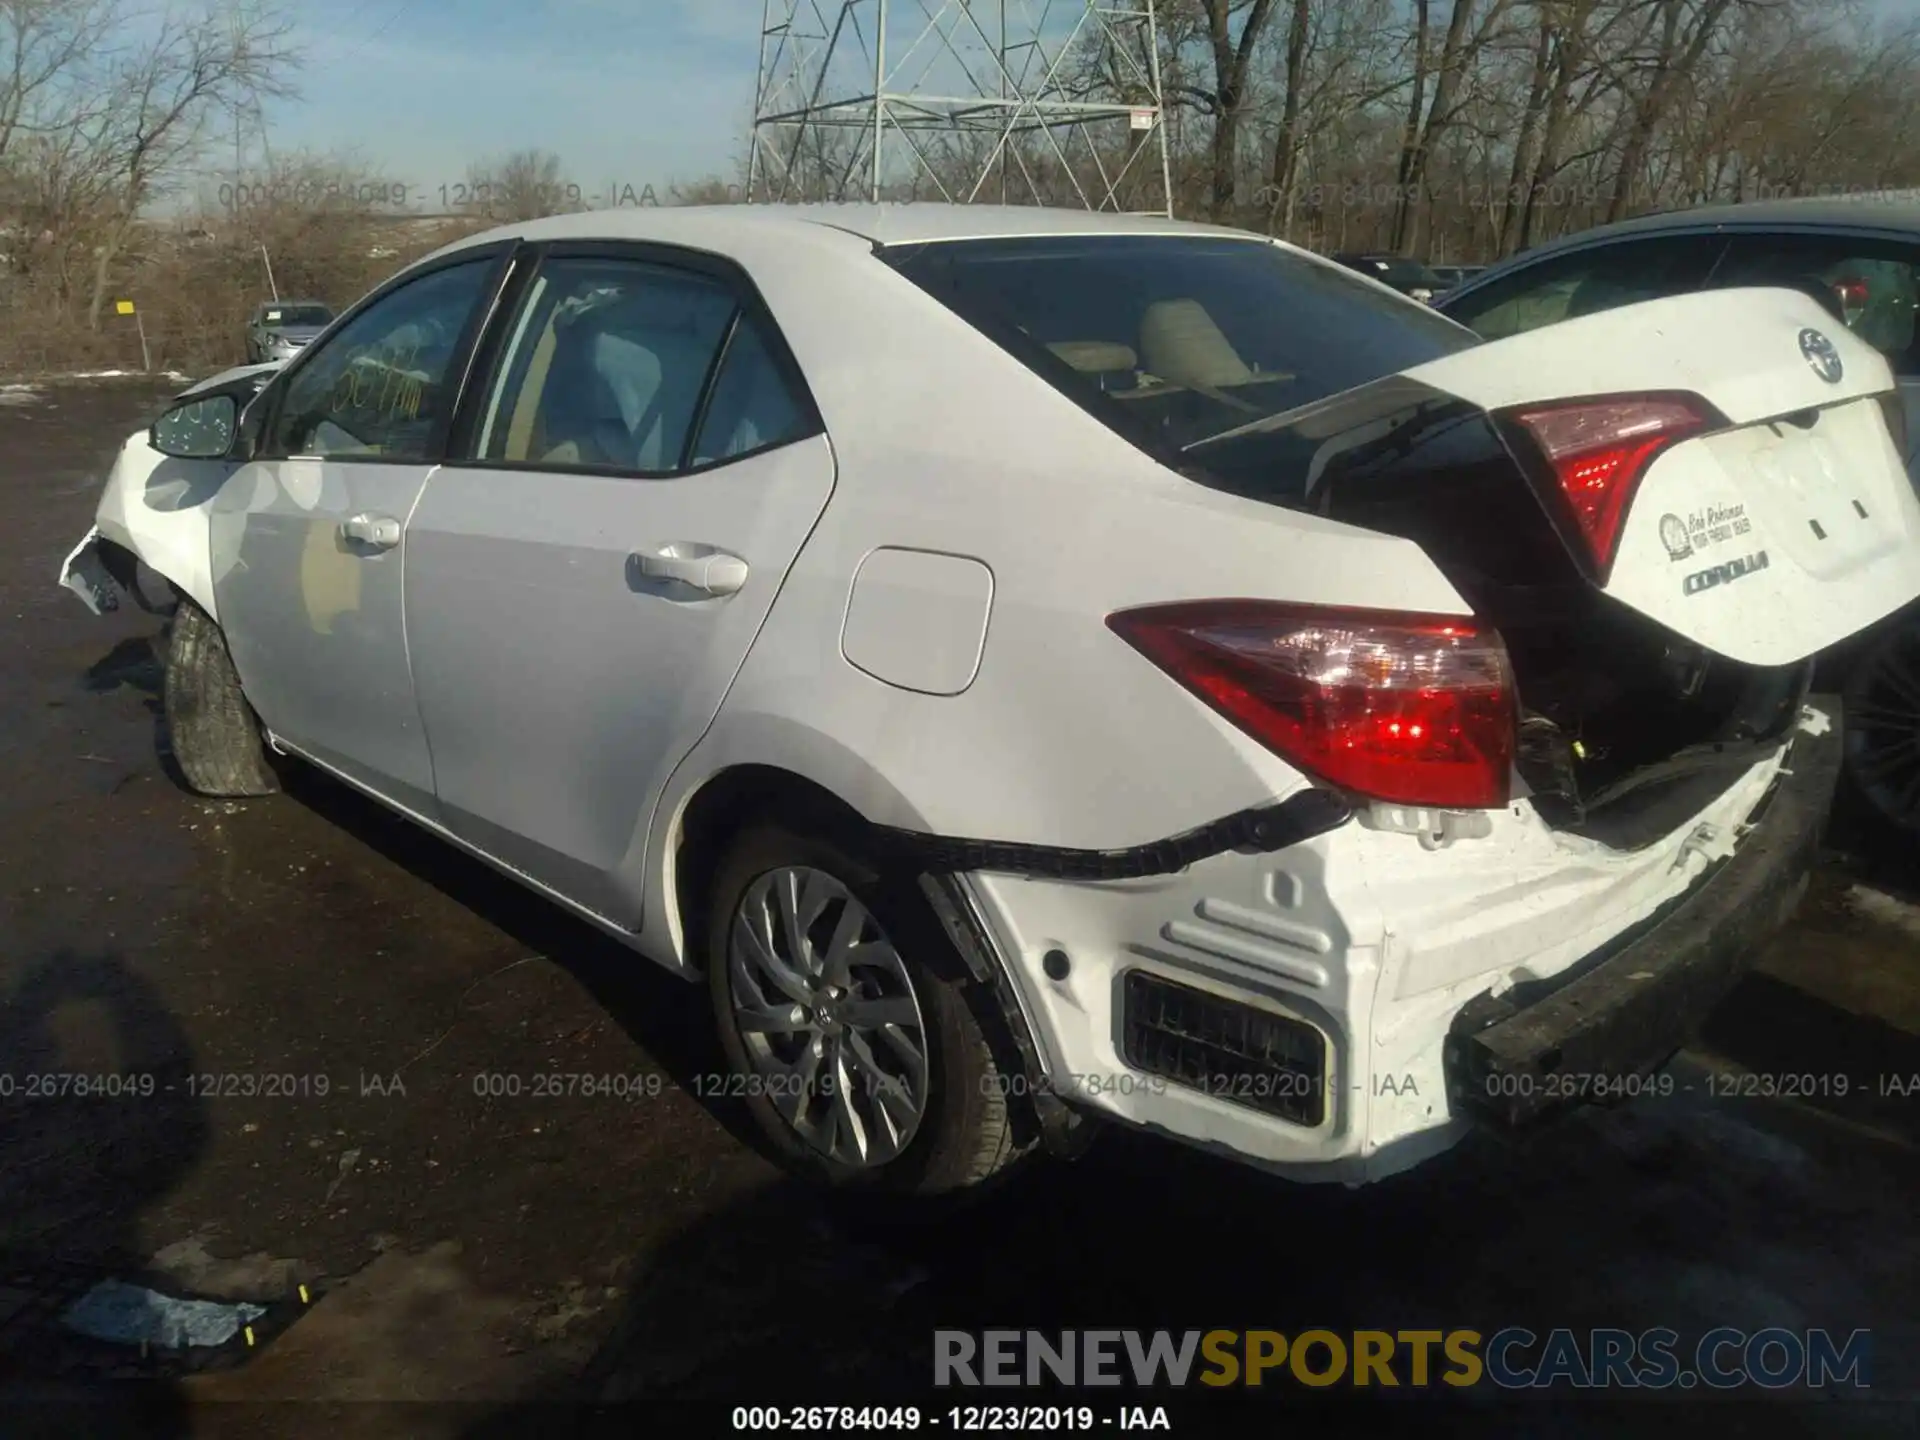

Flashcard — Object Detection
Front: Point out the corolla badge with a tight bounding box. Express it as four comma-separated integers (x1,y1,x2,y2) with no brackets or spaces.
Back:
1799,327,1844,384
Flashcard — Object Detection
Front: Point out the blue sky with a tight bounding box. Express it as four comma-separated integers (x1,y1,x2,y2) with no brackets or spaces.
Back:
257,0,1917,211
264,0,768,203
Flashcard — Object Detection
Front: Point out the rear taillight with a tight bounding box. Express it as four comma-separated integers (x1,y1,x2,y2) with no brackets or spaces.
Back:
1834,275,1870,328
1106,601,1516,809
1501,393,1714,579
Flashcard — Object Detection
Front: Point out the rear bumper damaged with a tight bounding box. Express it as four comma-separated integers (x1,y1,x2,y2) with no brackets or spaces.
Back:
1447,707,1840,1127
953,702,1839,1184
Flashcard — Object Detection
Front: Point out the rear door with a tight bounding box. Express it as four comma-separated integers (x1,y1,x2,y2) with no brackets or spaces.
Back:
1707,231,1920,476
404,244,834,925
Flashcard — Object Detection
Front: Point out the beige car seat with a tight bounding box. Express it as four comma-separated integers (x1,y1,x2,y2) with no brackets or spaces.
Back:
1138,299,1255,389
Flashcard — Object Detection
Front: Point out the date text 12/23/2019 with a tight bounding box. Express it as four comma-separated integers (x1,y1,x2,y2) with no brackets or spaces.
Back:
730,1406,1172,1431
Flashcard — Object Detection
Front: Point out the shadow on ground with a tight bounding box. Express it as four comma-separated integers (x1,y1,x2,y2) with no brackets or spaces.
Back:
77,630,191,794
0,950,203,1435
450,1113,1917,1437
271,762,772,1159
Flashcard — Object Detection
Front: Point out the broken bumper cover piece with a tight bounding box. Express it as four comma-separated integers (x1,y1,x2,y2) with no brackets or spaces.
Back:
60,527,122,615
59,525,173,617
1446,705,1843,1127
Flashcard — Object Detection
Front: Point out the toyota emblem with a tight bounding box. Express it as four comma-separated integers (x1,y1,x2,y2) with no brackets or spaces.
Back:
1799,328,1844,384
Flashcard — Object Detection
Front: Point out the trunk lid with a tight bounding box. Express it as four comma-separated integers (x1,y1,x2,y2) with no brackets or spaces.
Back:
1252,286,1920,668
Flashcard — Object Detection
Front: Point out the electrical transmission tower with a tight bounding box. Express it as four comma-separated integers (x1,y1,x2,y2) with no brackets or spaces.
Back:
748,0,1173,216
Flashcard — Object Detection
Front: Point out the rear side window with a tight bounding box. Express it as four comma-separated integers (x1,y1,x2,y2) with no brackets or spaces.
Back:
880,234,1476,462
1444,234,1727,340
474,255,815,473
475,258,738,471
1710,234,1920,376
689,313,810,466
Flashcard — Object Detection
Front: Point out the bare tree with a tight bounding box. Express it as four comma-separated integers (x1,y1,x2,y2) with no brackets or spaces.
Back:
0,0,110,169
1603,0,1742,220
1166,0,1281,220
1388,0,1521,251
461,146,580,221
80,2,297,328
1504,0,1651,252
1261,0,1410,238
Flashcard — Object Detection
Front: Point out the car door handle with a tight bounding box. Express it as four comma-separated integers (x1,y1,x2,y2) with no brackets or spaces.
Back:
629,546,749,597
339,512,402,551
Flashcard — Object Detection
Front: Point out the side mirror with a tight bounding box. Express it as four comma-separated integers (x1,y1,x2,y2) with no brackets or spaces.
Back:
150,394,238,459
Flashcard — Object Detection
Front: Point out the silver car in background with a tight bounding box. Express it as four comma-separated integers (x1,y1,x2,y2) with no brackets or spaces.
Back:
244,300,335,364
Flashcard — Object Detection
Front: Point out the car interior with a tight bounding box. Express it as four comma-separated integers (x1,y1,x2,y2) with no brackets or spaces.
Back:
1041,297,1296,412
484,274,801,473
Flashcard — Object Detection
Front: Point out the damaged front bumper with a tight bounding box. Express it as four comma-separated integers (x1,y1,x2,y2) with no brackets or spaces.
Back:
60,527,121,615
59,526,174,617
1446,705,1841,1127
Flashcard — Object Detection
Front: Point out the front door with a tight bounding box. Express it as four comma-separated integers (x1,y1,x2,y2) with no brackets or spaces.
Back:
404,246,834,923
210,249,512,815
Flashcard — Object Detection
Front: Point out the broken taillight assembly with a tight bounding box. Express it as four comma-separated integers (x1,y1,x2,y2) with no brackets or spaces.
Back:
1499,393,1716,581
1106,600,1516,809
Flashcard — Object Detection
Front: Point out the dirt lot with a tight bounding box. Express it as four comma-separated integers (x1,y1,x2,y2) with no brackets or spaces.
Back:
2,378,1918,1436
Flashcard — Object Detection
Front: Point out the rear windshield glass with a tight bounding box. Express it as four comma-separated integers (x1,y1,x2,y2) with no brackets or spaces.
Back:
879,234,1476,477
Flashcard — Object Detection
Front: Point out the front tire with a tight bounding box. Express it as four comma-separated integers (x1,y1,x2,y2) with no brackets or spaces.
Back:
706,822,1030,1199
162,600,279,798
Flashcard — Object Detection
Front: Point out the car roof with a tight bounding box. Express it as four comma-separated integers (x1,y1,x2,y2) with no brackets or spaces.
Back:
1495,191,1920,264
1439,190,1920,307
432,202,1265,259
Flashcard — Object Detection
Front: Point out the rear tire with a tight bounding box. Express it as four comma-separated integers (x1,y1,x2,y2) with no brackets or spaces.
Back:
163,599,280,798
706,821,1031,1203
1841,618,1920,838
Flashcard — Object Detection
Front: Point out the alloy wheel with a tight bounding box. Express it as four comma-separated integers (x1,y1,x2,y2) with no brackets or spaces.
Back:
727,866,931,1168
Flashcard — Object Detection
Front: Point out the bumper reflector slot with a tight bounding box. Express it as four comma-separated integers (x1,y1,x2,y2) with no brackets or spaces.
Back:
1121,971,1326,1126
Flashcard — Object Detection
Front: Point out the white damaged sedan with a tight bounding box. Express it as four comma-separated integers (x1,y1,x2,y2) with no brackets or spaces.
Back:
60,205,1920,1196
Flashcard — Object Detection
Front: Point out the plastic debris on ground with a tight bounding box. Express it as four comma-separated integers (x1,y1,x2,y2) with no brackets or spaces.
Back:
60,1279,267,1349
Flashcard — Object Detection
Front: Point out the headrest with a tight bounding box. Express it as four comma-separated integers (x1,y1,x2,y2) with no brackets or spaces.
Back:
1139,299,1254,388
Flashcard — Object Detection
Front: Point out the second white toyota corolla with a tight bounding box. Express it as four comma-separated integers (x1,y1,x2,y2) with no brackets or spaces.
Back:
61,204,1920,1197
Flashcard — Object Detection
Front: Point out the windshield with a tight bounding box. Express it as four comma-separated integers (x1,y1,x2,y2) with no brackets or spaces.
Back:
880,233,1477,469
264,305,332,328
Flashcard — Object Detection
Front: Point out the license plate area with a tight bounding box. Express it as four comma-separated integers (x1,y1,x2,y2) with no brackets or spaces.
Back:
1718,402,1903,578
